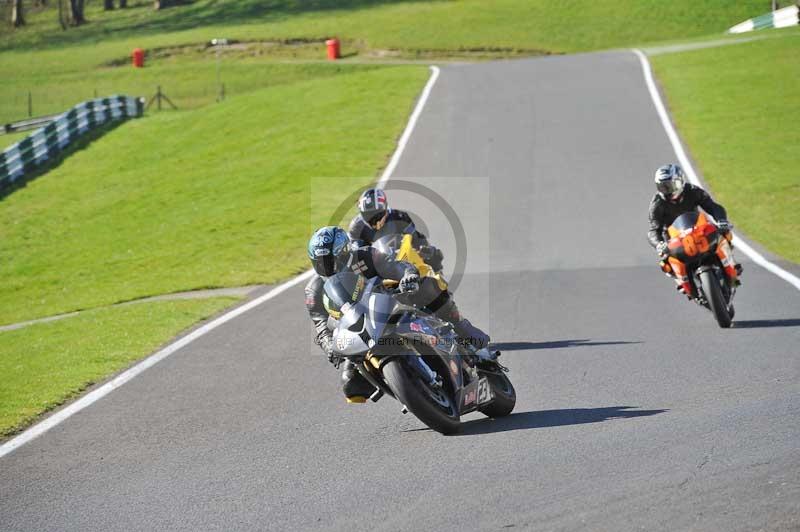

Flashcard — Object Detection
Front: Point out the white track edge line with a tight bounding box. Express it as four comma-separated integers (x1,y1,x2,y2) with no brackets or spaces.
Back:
0,65,442,459
632,49,800,291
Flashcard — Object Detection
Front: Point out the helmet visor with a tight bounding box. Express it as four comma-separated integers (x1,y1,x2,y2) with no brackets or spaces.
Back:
311,240,350,277
366,210,388,229
657,176,684,200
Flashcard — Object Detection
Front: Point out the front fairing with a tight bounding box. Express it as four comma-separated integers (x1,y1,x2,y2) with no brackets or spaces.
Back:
393,314,465,393
330,275,403,356
667,211,720,266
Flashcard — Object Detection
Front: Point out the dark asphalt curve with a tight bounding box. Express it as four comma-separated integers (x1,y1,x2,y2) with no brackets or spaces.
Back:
2,52,799,532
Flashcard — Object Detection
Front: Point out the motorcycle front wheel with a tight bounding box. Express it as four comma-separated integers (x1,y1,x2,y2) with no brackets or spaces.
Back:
382,359,461,435
478,369,516,418
700,269,732,328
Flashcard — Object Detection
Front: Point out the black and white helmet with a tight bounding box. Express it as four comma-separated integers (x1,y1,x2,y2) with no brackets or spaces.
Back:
655,164,686,202
358,188,388,228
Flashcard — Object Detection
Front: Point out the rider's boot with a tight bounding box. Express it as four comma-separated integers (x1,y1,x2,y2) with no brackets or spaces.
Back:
340,359,376,404
433,299,493,358
734,263,743,286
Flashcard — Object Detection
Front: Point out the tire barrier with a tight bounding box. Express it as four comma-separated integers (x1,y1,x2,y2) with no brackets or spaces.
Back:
728,5,799,33
1,95,144,190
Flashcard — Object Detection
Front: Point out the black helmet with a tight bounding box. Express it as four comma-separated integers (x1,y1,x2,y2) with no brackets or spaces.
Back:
358,188,388,228
655,164,686,202
307,226,351,277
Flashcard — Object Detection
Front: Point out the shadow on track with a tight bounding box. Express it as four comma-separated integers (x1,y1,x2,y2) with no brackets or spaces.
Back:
733,319,800,329
457,406,667,436
492,339,642,351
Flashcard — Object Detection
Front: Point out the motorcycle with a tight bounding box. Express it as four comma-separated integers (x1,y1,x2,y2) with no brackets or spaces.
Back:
324,271,515,434
661,210,740,328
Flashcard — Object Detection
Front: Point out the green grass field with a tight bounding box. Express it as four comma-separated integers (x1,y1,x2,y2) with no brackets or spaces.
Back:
0,0,768,53
0,0,769,122
0,66,427,325
0,298,237,437
652,28,800,263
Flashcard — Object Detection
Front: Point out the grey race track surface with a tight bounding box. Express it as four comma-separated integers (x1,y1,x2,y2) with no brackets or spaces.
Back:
2,52,799,531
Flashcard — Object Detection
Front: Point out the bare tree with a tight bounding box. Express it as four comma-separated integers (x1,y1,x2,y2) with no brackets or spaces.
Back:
67,0,85,25
58,0,67,29
12,0,26,27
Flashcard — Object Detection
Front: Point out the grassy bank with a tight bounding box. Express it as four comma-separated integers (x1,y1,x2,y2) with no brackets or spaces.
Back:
1,0,767,54
0,58,384,126
0,298,237,438
652,28,800,262
0,66,427,325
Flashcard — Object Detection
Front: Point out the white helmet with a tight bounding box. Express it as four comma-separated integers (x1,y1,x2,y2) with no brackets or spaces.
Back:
655,164,686,202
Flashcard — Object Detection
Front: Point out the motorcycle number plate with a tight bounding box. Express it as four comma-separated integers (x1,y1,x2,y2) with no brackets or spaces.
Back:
477,377,493,405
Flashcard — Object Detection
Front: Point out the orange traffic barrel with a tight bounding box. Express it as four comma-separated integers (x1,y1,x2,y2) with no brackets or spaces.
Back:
132,48,145,68
325,39,340,60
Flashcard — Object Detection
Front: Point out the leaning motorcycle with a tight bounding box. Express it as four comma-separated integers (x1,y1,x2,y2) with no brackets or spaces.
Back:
661,211,740,328
324,271,515,434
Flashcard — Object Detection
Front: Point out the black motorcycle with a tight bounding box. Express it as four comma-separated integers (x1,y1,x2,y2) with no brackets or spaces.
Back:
324,271,515,434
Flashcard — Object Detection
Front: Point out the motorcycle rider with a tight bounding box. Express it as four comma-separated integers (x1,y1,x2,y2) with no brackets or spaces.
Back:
304,226,491,402
348,188,444,271
647,164,741,291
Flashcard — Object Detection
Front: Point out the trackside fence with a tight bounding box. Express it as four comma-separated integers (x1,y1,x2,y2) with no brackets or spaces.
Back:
1,95,144,190
728,5,800,33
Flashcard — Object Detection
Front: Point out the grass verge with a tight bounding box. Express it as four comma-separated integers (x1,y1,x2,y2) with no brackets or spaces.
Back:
652,28,800,263
0,66,427,325
0,297,238,438
1,0,769,54
0,1,772,122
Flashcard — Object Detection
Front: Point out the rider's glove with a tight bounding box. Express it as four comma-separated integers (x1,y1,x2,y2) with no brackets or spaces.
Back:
419,245,444,271
320,336,342,367
717,220,733,234
399,271,420,293
656,241,669,258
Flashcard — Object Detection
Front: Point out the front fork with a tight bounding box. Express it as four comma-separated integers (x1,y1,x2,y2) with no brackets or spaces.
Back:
716,235,738,282
663,257,693,297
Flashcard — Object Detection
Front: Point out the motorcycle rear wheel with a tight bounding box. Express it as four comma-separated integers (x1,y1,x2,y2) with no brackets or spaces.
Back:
382,359,461,435
700,269,732,328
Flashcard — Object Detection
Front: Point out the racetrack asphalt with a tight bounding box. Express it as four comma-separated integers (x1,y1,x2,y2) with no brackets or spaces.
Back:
1,51,798,531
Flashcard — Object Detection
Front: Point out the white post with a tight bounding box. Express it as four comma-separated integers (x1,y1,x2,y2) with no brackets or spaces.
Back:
211,38,228,102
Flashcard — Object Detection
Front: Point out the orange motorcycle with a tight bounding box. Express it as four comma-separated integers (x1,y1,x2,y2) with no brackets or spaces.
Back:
661,211,740,328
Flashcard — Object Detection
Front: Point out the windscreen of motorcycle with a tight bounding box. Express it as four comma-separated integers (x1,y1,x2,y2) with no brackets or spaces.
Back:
670,211,700,232
364,291,399,341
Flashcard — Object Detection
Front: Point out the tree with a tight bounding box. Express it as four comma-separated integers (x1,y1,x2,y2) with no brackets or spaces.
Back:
119,0,127,7
58,0,67,29
56,0,85,27
66,0,85,25
11,0,26,27
104,0,114,9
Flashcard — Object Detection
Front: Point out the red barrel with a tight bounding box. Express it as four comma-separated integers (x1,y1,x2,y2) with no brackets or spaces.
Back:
325,39,340,60
132,48,145,68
